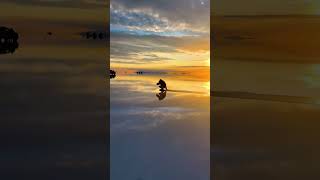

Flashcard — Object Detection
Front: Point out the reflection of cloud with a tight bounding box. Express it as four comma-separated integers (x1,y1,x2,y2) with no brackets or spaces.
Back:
111,107,201,131
111,76,209,132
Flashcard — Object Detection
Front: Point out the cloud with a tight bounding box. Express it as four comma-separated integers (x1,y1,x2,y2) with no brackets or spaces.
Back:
110,32,209,65
110,0,210,66
111,107,190,131
110,0,210,36
111,0,210,28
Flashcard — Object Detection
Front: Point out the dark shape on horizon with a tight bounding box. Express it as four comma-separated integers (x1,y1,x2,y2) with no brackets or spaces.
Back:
110,69,116,79
0,26,19,54
98,32,104,39
82,31,107,40
136,71,167,75
86,32,90,39
47,32,52,35
156,89,167,101
92,33,97,39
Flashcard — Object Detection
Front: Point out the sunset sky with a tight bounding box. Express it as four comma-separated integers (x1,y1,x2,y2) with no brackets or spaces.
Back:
110,0,210,68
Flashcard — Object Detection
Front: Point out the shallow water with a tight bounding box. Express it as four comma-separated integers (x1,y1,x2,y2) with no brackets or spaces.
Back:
212,59,320,180
110,73,210,180
0,36,108,179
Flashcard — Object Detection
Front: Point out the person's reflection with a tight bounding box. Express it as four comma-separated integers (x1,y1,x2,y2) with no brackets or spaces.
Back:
0,26,19,55
156,89,167,101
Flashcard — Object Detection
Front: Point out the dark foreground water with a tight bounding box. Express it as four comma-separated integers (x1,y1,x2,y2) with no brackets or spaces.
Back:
0,36,108,179
212,59,320,180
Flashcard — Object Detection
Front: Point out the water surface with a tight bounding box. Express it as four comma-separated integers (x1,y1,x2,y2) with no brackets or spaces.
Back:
111,71,210,180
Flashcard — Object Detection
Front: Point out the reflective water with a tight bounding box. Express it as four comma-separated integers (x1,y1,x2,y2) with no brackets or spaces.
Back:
111,71,210,180
0,33,108,178
212,59,320,180
213,15,320,179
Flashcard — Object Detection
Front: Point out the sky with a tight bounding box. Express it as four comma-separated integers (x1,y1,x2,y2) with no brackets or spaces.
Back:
110,0,210,68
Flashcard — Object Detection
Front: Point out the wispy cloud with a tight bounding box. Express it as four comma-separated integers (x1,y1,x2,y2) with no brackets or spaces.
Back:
110,0,210,67
111,32,209,65
110,0,210,36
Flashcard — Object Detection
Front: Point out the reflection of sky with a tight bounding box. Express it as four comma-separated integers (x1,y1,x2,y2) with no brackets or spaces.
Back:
111,74,210,180
213,57,320,180
213,60,320,98
0,37,108,178
0,1,108,179
213,15,320,179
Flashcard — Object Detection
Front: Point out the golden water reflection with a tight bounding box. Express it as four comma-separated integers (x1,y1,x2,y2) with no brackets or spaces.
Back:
110,68,210,180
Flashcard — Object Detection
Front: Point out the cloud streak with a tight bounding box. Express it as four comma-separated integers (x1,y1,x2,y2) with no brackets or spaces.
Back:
111,32,209,65
110,0,210,67
111,0,210,36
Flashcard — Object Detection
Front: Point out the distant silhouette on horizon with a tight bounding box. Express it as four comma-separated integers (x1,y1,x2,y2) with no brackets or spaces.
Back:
136,71,167,75
82,31,107,40
110,69,116,79
0,26,19,54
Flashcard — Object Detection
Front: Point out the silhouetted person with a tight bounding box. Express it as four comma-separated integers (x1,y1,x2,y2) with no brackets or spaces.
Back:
110,69,116,79
86,32,91,39
157,79,167,90
92,33,97,39
98,33,104,39
0,27,19,54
